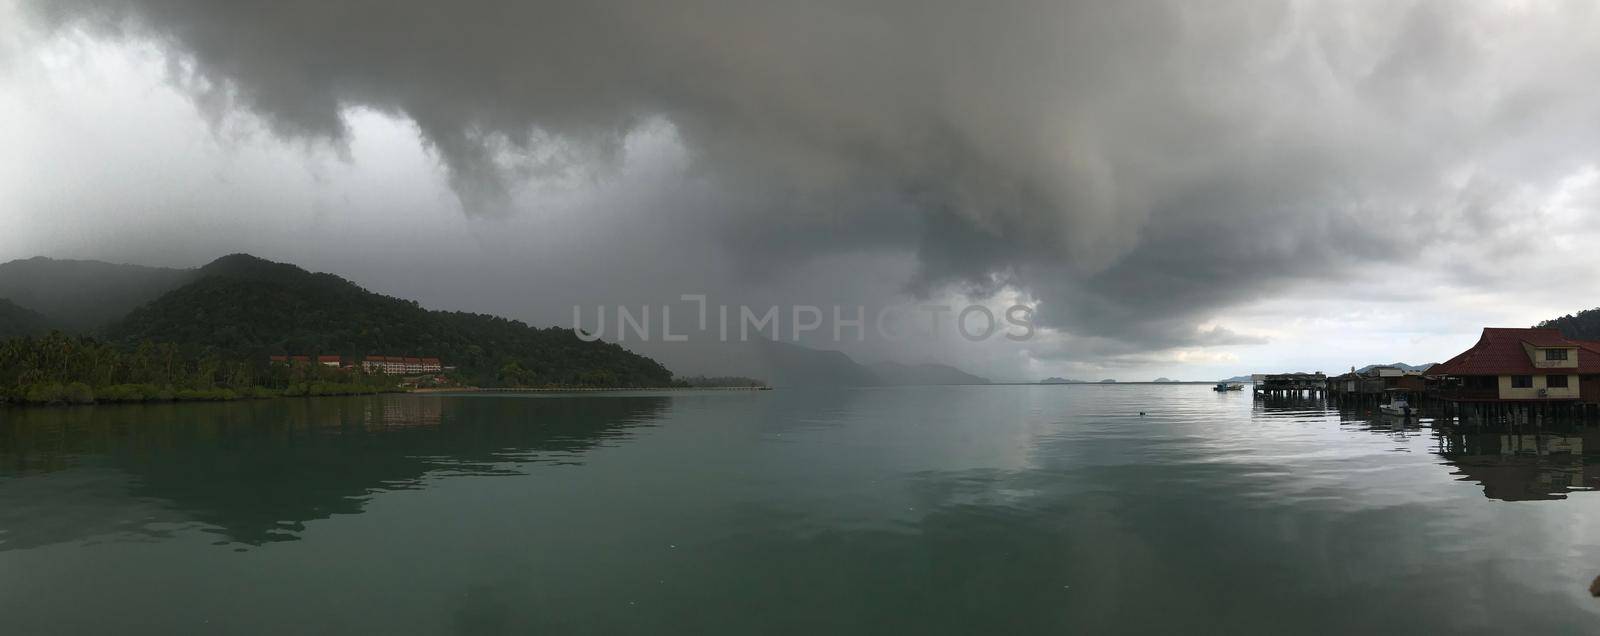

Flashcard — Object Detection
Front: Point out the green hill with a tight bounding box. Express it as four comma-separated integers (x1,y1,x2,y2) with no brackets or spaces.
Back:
0,298,49,339
0,257,195,332
105,254,674,387
1538,309,1600,341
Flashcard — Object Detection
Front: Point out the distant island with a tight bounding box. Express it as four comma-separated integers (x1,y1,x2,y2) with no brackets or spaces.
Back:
1153,377,1173,383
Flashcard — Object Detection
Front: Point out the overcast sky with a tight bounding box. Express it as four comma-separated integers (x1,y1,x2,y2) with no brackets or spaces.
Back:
4,0,1600,381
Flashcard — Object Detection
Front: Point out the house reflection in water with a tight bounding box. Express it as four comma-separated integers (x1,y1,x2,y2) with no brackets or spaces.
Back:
1434,428,1600,501
366,394,445,429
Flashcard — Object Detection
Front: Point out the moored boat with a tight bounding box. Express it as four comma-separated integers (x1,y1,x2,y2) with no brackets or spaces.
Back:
1378,393,1417,417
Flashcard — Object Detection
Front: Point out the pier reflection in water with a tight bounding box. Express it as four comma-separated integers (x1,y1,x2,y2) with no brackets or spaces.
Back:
1262,392,1600,502
1436,429,1600,501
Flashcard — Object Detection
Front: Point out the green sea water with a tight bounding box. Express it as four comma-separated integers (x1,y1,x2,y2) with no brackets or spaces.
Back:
2,386,1598,634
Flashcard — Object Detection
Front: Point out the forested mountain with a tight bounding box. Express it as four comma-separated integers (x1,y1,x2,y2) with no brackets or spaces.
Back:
104,254,673,387
0,257,195,331
1538,309,1600,341
0,298,49,339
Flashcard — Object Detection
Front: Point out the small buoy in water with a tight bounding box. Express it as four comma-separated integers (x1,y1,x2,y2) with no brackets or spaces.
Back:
1139,411,1146,416
1590,574,1600,597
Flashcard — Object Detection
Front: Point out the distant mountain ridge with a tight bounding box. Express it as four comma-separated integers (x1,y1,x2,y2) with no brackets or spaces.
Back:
868,361,991,386
0,257,196,332
0,298,49,339
751,339,882,387
1,253,993,387
1213,363,1434,384
635,337,991,387
1354,362,1434,374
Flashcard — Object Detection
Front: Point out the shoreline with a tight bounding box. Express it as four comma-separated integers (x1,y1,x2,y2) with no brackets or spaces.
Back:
409,386,772,393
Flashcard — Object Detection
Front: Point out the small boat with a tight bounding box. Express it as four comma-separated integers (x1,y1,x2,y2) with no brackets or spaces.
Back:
1213,382,1243,392
1379,393,1416,417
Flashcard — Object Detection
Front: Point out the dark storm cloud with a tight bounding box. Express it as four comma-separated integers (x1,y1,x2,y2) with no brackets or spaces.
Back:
21,0,1600,354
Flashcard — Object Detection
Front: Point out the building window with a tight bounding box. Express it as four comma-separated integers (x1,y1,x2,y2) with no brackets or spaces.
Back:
1546,349,1569,361
1547,375,1569,388
1511,375,1534,388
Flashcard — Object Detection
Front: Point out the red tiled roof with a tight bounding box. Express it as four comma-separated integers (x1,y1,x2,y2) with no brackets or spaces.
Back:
421,357,441,364
386,356,404,363
1519,330,1578,347
404,357,422,363
366,355,384,362
269,355,287,362
1429,328,1600,376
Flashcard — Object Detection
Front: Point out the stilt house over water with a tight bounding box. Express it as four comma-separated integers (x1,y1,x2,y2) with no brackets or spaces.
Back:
1427,328,1600,404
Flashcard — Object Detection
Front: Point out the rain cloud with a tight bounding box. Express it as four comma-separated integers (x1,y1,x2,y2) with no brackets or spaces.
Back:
14,0,1600,366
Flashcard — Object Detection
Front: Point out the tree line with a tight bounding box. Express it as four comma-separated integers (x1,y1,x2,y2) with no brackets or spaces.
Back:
0,332,394,406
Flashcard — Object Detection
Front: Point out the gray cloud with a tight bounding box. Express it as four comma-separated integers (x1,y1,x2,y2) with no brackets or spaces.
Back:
16,0,1600,358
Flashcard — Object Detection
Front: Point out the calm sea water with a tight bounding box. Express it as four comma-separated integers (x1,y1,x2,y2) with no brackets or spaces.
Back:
2,386,1598,634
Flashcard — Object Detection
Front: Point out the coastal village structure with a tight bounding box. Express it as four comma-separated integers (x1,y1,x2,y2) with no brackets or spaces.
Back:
271,354,443,375
1251,372,1326,397
1249,327,1600,422
1326,365,1427,405
1427,328,1600,403
362,356,443,375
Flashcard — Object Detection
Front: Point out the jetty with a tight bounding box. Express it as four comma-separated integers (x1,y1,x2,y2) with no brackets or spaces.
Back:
1251,372,1326,398
1247,327,1600,425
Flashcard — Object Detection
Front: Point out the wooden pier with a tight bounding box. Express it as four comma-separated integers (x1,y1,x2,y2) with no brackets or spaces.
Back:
1252,372,1327,398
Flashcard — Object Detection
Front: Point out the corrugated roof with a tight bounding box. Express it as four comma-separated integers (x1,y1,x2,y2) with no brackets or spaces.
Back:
1430,328,1600,376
